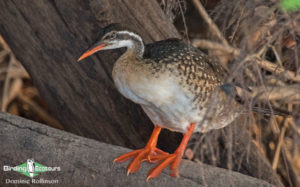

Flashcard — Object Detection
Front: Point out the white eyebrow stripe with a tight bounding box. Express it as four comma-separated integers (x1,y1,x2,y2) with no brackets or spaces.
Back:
117,31,144,55
117,31,143,43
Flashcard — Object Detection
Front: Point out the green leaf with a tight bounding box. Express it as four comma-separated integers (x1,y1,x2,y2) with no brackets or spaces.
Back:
280,0,300,12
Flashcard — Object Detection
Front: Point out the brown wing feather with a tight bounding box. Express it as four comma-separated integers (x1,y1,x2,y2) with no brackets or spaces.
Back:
144,39,227,106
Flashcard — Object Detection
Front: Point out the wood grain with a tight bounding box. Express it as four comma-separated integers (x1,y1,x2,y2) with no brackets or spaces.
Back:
0,112,276,187
0,0,180,148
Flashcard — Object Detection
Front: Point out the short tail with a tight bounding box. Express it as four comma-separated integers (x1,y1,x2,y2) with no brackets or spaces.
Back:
251,106,292,117
220,83,292,117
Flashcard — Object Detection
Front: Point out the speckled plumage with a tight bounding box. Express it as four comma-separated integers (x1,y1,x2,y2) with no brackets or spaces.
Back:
144,39,226,106
77,23,242,133
112,38,241,133
78,24,284,180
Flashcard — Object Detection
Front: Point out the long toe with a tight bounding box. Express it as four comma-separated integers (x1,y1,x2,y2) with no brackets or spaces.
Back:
127,148,150,174
147,154,178,181
114,149,142,163
114,147,169,175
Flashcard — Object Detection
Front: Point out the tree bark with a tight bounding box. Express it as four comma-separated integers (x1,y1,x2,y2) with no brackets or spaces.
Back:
0,0,180,148
0,0,282,186
0,112,276,187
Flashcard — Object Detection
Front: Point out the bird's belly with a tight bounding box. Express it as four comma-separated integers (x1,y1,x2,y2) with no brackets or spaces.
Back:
133,78,203,132
112,65,236,133
112,68,198,131
141,103,196,133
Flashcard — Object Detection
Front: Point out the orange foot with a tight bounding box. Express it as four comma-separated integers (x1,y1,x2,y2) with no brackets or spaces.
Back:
114,126,169,174
114,123,195,181
147,124,195,180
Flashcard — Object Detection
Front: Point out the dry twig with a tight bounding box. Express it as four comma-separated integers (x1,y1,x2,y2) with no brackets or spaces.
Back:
1,55,13,111
192,39,240,56
17,93,64,130
191,0,229,47
272,119,288,170
251,84,300,102
257,60,300,82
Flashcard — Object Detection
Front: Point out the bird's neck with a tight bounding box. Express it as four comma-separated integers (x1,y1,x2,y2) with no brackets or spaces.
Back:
117,31,144,58
119,48,142,64
126,40,144,58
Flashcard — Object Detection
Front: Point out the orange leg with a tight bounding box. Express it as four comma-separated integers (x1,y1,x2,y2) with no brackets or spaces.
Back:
147,123,195,181
114,126,169,175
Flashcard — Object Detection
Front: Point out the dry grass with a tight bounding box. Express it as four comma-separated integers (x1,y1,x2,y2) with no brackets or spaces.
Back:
0,36,63,130
192,0,299,185
161,0,300,185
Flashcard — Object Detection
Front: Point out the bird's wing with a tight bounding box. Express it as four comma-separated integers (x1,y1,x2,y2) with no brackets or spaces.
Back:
144,39,226,82
144,39,227,102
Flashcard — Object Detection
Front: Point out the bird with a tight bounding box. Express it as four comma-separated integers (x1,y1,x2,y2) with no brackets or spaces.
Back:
77,23,267,180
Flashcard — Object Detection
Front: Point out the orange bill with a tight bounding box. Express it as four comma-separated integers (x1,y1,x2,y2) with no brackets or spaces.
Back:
77,43,107,62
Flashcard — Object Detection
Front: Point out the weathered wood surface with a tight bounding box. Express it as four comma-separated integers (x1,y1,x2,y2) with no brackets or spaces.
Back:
0,113,276,187
0,0,282,186
0,0,180,147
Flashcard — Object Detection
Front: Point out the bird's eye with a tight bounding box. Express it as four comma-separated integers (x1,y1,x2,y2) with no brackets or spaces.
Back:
103,32,117,40
110,32,117,39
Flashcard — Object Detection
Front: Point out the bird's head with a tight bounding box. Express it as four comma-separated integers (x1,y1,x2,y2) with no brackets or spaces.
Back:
78,23,144,61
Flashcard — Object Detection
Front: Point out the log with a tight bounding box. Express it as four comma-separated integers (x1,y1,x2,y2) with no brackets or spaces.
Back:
0,112,275,187
0,0,282,186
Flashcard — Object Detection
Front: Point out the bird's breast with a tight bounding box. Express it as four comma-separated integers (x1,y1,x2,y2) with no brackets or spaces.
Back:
112,57,198,132
112,57,145,104
111,53,239,133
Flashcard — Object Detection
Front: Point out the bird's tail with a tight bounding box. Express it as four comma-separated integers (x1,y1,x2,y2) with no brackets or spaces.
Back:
251,106,292,117
220,83,292,117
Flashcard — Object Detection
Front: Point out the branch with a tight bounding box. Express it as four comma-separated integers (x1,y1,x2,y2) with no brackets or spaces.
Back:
191,0,229,47
192,39,240,56
251,84,300,101
190,1,300,83
0,112,276,186
256,60,300,82
192,39,300,83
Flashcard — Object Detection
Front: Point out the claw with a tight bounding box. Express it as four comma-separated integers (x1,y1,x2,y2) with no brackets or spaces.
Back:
147,154,177,180
147,123,195,181
114,146,169,174
114,124,195,181
114,126,169,175
114,149,141,163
